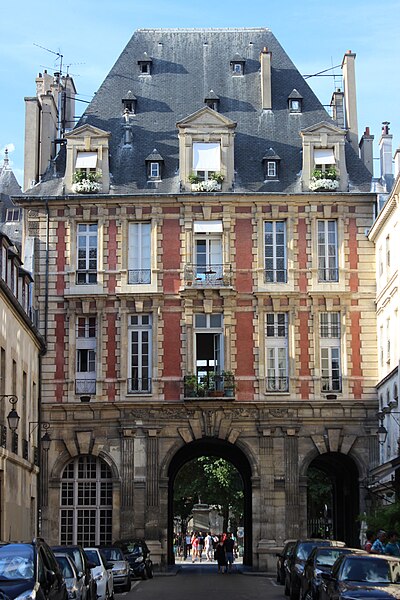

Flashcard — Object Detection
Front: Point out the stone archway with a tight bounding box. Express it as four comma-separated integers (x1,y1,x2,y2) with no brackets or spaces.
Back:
167,437,253,566
305,452,360,546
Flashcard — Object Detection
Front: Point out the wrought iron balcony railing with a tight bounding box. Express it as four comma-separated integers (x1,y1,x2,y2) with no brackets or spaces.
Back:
75,379,97,395
128,269,151,284
0,425,6,449
318,268,339,283
183,373,236,399
321,376,342,393
127,378,152,394
264,269,287,284
265,376,289,392
184,264,233,288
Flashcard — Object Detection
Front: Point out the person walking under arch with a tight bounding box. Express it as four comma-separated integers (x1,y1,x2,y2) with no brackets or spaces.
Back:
223,532,235,573
214,538,227,574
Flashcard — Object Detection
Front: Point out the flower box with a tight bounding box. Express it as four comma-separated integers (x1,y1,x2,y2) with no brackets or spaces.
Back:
191,180,221,192
309,178,339,191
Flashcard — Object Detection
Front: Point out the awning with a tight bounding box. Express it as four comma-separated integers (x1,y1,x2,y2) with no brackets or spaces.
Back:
314,148,335,165
75,151,98,169
192,143,221,171
194,221,223,233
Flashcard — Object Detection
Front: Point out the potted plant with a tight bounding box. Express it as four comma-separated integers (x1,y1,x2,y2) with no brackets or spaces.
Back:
184,374,198,397
222,371,236,397
309,167,339,191
188,172,200,184
210,172,224,184
72,169,102,194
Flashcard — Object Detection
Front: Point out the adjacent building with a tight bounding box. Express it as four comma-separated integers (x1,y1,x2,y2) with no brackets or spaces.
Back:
18,28,378,569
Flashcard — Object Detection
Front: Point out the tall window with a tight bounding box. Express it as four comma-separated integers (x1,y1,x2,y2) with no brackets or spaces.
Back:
128,314,152,393
194,222,223,286
128,223,151,284
317,220,338,282
386,318,391,365
77,224,98,284
320,312,341,392
76,317,96,395
192,142,221,181
265,313,288,392
264,221,287,283
60,455,112,546
386,235,391,278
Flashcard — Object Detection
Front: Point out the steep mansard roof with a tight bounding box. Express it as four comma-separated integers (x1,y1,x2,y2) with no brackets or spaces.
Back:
31,27,372,195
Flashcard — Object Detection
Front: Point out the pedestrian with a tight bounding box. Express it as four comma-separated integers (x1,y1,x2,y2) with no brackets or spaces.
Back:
214,538,227,574
385,531,400,556
191,532,199,563
223,532,235,573
371,530,387,554
197,531,204,562
185,532,192,559
205,532,214,561
364,530,376,553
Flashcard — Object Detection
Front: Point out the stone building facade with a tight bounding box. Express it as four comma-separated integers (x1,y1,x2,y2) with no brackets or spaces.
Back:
19,28,378,569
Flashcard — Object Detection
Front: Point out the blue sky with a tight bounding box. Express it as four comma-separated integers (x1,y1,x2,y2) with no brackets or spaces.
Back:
1,0,399,186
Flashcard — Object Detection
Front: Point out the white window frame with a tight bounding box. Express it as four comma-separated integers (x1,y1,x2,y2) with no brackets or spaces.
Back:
264,221,287,283
314,148,336,170
5,208,20,222
317,220,338,282
150,162,160,178
128,314,152,393
194,226,223,285
194,314,224,385
76,224,98,284
267,161,277,177
192,142,221,179
232,63,243,74
75,316,97,395
128,222,151,284
265,312,288,392
320,312,341,392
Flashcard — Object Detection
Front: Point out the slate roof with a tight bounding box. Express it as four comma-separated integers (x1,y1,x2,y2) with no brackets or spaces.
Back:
0,155,23,245
27,27,372,196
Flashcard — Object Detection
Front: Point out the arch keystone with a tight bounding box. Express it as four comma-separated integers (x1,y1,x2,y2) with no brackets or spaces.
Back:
178,428,194,444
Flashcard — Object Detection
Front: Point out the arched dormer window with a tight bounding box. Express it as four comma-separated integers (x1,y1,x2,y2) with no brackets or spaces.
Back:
122,91,137,114
230,53,245,75
204,90,220,112
138,52,152,75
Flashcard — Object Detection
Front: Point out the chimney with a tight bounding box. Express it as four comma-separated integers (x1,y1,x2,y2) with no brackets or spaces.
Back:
330,88,345,129
379,121,394,190
341,51,359,153
260,47,272,110
359,127,374,175
394,147,400,179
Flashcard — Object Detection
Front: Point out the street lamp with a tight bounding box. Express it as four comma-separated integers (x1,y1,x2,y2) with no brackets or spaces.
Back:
29,421,51,451
0,395,20,432
376,413,388,446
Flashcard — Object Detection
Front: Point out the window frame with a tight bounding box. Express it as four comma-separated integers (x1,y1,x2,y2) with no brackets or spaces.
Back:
128,314,152,393
320,312,342,392
317,220,338,282
264,220,287,283
76,224,98,285
127,222,152,285
265,312,289,392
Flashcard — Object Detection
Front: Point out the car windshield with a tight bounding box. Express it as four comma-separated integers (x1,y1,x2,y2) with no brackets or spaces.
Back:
0,545,35,580
85,550,101,567
297,542,328,561
56,556,74,578
316,549,347,566
342,558,390,583
101,549,124,561
54,549,83,572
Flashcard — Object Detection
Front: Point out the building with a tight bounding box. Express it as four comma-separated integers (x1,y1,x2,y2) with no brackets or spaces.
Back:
18,28,378,569
0,230,45,539
0,149,23,246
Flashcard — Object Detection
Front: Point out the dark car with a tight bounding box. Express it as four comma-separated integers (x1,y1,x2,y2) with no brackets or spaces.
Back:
51,546,96,600
300,546,366,600
0,538,67,600
320,553,400,600
113,540,153,580
285,539,345,600
99,547,131,592
277,540,296,584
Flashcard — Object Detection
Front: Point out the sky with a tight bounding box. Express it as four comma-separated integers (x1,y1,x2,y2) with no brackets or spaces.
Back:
0,0,399,188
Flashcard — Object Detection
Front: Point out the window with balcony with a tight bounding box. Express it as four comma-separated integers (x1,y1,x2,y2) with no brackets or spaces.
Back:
128,222,151,284
188,221,226,287
76,224,98,284
128,314,152,393
264,221,287,283
320,312,341,392
317,220,338,282
75,316,96,395
194,313,224,394
265,312,288,392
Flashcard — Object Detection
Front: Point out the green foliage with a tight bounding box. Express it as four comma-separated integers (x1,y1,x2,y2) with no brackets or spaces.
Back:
210,172,224,183
363,501,400,533
307,467,333,515
188,172,200,183
73,169,101,183
173,456,244,531
312,167,337,181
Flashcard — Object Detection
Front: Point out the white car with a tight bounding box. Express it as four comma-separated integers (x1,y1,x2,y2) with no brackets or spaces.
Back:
84,548,114,600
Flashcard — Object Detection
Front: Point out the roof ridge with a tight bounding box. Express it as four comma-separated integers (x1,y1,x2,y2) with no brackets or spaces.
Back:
136,27,271,33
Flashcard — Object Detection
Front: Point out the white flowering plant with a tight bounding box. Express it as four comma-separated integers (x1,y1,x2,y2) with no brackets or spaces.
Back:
310,167,339,191
72,169,102,194
192,179,221,192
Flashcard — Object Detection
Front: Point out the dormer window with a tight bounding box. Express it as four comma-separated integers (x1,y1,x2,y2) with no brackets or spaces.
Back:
262,148,280,180
5,208,21,222
122,92,137,114
145,149,164,181
75,151,98,173
288,89,303,113
138,52,152,75
204,90,220,112
314,148,336,172
230,54,245,75
192,142,221,181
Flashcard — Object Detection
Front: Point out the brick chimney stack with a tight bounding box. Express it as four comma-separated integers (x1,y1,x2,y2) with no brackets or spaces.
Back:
359,127,374,175
260,47,272,110
341,50,359,153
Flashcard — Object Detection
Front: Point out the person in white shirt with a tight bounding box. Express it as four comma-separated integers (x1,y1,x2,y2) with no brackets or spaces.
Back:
205,532,214,561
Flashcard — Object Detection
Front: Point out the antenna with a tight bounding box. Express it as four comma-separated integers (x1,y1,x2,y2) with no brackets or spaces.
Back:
33,42,63,74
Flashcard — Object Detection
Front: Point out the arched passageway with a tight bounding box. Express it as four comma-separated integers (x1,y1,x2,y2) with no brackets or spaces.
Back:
307,452,360,546
167,438,253,566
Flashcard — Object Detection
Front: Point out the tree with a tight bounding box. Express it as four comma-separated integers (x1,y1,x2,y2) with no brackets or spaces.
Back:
173,456,244,532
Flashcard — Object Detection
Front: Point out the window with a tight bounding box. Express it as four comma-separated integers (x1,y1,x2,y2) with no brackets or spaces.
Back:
320,312,341,392
150,162,160,178
386,235,391,276
314,148,336,170
75,152,97,173
289,99,302,113
76,224,98,284
194,221,223,286
192,142,221,180
317,220,338,282
379,325,384,368
128,314,152,393
75,316,96,395
265,313,288,392
378,246,383,278
386,318,391,364
60,455,112,546
267,162,277,177
194,314,224,391
232,63,242,74
139,62,150,74
128,222,151,284
5,208,20,222
264,221,287,283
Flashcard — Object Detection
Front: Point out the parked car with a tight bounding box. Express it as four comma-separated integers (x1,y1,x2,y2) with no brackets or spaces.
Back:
320,553,400,600
277,540,296,584
299,546,366,600
99,547,131,592
83,548,114,600
285,539,346,600
54,553,85,600
51,545,96,600
113,539,153,580
0,538,67,600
